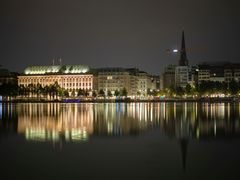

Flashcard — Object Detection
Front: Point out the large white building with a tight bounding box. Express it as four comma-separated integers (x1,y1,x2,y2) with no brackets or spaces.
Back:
97,68,139,96
18,65,160,97
96,68,157,97
18,65,93,91
175,66,196,88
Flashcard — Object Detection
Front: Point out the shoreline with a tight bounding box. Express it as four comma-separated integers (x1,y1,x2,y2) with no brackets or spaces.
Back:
1,97,239,103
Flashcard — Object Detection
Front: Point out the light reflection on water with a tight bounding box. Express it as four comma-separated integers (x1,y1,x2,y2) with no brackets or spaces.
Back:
1,102,240,143
1,102,240,179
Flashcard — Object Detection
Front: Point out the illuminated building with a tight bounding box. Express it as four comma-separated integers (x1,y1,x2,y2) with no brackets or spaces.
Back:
96,68,137,96
178,31,189,66
161,32,195,89
18,65,93,92
160,64,176,90
96,68,156,96
0,67,18,85
18,65,160,97
174,31,197,88
197,62,240,83
137,71,149,96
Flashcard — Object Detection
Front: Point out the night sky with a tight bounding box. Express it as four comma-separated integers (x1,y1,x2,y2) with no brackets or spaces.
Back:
1,0,240,74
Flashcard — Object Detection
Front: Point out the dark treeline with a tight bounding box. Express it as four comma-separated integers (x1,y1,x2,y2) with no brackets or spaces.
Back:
0,80,240,100
0,82,128,100
0,82,68,100
158,80,240,97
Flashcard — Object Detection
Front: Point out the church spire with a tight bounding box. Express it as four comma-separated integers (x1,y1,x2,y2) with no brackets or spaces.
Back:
179,31,189,66
180,138,188,172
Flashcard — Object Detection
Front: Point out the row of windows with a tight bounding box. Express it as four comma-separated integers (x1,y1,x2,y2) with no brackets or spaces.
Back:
199,72,210,75
199,70,210,72
19,77,92,83
99,78,127,81
63,83,91,87
19,83,92,88
19,79,92,83
65,87,91,90
99,81,125,84
224,74,240,77
99,85,124,88
99,73,128,75
19,82,91,86
199,77,210,79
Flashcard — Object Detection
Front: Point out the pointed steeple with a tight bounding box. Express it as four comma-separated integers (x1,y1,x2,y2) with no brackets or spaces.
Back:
179,31,189,66
180,138,188,172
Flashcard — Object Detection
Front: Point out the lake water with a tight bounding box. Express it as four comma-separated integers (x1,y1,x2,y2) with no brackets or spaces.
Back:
1,102,240,180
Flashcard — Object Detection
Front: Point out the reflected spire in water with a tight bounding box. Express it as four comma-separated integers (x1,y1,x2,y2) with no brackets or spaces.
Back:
1,102,240,144
180,138,188,172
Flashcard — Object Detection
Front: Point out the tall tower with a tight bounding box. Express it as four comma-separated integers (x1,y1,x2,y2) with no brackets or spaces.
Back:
178,31,189,66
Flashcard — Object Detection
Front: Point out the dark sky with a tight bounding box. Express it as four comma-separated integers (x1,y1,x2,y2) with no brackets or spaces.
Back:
1,0,240,74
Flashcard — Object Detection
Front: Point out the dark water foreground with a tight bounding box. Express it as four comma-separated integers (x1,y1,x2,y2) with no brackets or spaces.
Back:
1,102,240,180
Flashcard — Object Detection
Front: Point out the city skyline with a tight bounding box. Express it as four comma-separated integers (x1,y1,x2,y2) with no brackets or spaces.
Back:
1,0,240,74
2,1,240,179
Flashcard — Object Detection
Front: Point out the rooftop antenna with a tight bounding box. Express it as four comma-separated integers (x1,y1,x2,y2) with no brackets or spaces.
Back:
59,58,62,65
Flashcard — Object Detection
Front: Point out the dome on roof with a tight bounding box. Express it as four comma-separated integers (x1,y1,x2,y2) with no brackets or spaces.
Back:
24,65,89,75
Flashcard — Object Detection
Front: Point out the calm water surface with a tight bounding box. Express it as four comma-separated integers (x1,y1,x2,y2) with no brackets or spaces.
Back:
1,102,240,180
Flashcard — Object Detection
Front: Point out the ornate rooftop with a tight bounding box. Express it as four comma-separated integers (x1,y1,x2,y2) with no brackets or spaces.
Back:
24,65,89,75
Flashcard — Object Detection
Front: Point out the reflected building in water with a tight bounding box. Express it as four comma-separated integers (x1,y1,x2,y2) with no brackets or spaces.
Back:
17,103,94,142
0,103,18,138
1,102,240,143
1,102,240,172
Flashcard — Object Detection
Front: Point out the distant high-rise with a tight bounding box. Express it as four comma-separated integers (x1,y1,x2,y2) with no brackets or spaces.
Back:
178,31,189,66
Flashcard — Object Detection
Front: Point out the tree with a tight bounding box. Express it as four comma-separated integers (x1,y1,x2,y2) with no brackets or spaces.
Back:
9,84,19,97
64,90,69,97
43,85,50,99
36,83,43,98
78,89,85,96
18,85,25,97
107,90,112,97
147,89,153,96
137,91,141,96
185,84,192,95
229,80,239,95
168,85,176,97
48,82,60,99
114,90,120,97
175,86,184,97
71,89,76,97
147,89,158,96
121,87,127,97
0,83,19,99
27,83,34,97
84,90,89,97
92,90,97,98
58,88,65,98
99,89,105,97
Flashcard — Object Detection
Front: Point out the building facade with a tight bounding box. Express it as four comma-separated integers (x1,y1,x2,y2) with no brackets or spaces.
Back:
18,65,93,92
160,64,176,90
18,65,160,97
96,68,156,97
175,66,190,88
0,68,18,85
97,68,138,96
136,71,149,96
197,63,240,84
